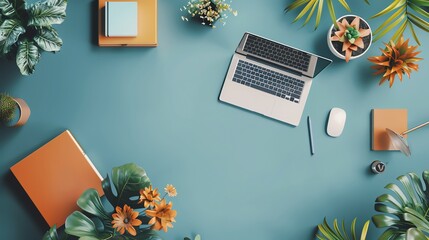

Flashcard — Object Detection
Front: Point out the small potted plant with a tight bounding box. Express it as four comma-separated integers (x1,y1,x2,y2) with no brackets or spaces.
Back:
328,15,372,62
180,0,237,28
0,93,31,127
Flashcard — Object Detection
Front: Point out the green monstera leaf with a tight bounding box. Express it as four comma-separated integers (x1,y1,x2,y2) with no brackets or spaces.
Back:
102,163,151,209
65,211,103,239
373,171,429,239
16,39,40,75
34,27,62,52
77,189,111,220
27,2,66,27
0,19,25,55
42,225,59,240
0,0,25,17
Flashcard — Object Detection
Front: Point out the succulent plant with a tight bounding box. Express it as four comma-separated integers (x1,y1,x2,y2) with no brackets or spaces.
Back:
0,93,16,123
330,17,371,62
368,36,422,88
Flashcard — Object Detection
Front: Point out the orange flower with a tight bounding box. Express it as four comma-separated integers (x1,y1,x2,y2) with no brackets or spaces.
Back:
111,204,142,236
146,199,177,232
164,184,177,197
138,185,161,208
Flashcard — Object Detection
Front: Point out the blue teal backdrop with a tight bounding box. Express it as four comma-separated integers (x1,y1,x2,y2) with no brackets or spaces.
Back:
1,0,429,239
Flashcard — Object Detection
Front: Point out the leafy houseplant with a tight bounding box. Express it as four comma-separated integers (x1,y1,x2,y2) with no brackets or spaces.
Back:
0,93,16,123
184,234,201,240
328,15,372,62
180,0,237,28
367,0,429,45
316,218,370,240
373,171,429,239
43,163,178,240
0,0,67,75
285,0,351,30
368,36,422,88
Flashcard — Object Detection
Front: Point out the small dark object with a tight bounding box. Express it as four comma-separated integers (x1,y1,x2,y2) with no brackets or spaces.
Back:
371,160,386,174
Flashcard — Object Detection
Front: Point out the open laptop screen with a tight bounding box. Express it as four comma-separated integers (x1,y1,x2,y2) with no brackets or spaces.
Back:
237,33,332,78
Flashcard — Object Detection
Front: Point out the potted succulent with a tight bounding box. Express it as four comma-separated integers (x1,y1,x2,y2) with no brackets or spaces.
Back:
180,0,237,28
0,93,30,127
0,0,67,75
328,15,372,62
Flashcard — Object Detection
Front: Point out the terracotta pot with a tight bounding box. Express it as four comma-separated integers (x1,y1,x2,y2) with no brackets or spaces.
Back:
327,15,372,61
9,98,31,127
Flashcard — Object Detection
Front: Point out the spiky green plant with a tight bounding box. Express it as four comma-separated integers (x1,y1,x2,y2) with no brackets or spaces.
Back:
366,0,429,45
0,0,67,75
0,93,16,123
285,0,351,30
316,218,370,240
373,171,429,239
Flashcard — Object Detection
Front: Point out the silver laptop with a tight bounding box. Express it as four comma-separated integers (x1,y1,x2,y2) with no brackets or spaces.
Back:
219,32,332,126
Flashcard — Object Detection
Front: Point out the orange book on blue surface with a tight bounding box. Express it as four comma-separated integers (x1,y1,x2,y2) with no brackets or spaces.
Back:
10,130,104,227
372,109,408,151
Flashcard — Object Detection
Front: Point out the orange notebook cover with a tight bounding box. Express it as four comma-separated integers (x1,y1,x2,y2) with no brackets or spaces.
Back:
10,130,104,227
372,109,408,151
98,0,157,47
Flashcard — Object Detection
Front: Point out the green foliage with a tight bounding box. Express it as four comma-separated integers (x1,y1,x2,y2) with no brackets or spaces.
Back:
285,0,351,30
316,218,370,240
184,234,201,240
367,0,429,44
102,163,151,209
0,93,16,123
345,27,360,43
373,171,429,239
0,0,67,75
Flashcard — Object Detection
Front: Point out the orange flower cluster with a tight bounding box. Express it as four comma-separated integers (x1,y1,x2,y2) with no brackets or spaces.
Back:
112,184,178,236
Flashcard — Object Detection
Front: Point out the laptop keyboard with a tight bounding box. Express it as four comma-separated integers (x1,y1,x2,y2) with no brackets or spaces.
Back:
243,34,311,72
233,60,305,103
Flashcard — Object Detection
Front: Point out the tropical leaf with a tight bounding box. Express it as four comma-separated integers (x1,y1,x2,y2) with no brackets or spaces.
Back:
27,3,66,27
0,0,25,17
373,171,429,239
34,27,62,52
46,0,67,9
65,211,100,238
316,217,370,240
76,188,110,220
0,19,25,55
102,163,151,209
285,0,351,29
369,0,429,44
16,39,40,75
42,225,59,240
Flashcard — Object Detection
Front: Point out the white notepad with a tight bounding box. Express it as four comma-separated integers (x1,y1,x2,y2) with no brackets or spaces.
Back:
105,1,138,37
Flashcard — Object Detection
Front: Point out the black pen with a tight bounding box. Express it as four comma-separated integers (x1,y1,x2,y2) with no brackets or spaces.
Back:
308,116,315,155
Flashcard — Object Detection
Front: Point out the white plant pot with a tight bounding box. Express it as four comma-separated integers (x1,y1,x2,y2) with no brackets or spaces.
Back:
327,15,372,61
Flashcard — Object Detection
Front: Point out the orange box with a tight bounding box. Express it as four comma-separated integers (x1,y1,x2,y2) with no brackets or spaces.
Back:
372,109,408,151
10,130,104,227
98,0,157,47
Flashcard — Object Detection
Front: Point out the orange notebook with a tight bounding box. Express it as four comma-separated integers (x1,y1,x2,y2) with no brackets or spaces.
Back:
10,130,104,227
98,0,157,47
372,109,408,150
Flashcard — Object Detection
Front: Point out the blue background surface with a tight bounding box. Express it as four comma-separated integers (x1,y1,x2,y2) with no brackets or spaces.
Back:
1,0,429,239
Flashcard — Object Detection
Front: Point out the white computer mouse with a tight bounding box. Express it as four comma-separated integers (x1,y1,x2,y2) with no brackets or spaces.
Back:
327,107,347,137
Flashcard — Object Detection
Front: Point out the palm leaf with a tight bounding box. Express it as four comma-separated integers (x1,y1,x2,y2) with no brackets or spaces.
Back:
16,39,40,75
27,3,66,27
285,0,351,29
373,171,429,239
370,0,429,45
317,217,370,240
0,19,25,55
33,27,62,52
